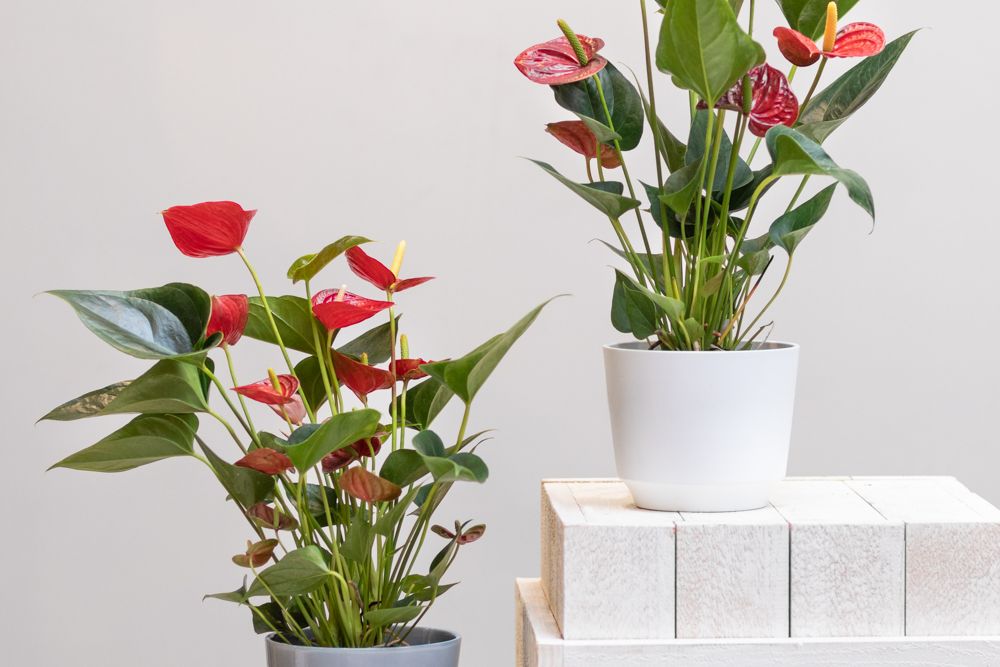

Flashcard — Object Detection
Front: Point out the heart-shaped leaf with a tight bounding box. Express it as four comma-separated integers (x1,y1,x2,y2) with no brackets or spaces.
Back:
286,236,372,284
284,409,381,472
339,466,402,503
656,0,764,105
244,295,315,354
50,414,198,473
528,159,641,219
768,184,837,253
552,63,644,151
200,440,275,508
422,299,557,404
247,546,332,597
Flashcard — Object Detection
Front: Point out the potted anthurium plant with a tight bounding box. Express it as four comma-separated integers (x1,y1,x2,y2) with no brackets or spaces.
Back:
515,0,914,511
41,201,553,666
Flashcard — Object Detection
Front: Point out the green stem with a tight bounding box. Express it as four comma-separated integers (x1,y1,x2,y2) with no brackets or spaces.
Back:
800,57,827,112
740,255,793,340
305,280,337,414
387,302,400,451
222,345,261,448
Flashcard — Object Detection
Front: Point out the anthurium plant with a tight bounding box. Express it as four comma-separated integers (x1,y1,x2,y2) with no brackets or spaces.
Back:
516,0,914,350
41,201,552,648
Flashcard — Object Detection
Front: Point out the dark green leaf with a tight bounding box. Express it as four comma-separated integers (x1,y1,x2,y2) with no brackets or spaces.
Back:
127,283,211,348
293,356,329,412
341,513,373,564
727,165,775,212
768,184,837,253
586,181,625,196
422,299,557,404
286,236,372,284
687,110,753,192
200,439,274,508
611,270,659,339
50,414,198,473
776,0,859,40
398,377,454,430
765,125,874,220
284,409,381,472
41,359,208,421
372,488,420,536
337,317,399,364
656,0,765,104
739,234,775,275
247,546,332,598
661,160,704,216
575,113,621,144
380,449,427,487
363,605,423,627
412,430,446,457
798,31,918,144
527,159,641,219
204,580,247,604
305,483,340,526
245,296,315,354
637,86,687,172
552,63,644,151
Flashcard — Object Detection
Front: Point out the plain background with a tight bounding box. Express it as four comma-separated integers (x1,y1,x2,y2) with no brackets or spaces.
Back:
3,1,997,665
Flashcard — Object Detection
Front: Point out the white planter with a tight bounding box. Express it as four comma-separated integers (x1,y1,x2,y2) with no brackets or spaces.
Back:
603,341,800,512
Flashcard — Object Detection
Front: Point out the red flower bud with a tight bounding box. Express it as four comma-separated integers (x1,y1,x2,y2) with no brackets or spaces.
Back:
207,294,249,346
235,448,294,476
161,201,254,258
233,374,300,405
311,289,393,330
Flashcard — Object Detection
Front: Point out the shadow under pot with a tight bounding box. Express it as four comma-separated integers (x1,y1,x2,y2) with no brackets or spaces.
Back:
266,628,461,667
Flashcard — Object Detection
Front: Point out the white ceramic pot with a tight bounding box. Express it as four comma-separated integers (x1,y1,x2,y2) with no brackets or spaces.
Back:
603,341,799,512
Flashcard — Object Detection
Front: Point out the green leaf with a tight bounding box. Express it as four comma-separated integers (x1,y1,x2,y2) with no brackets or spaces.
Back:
552,63,644,151
765,126,874,220
798,31,918,144
575,113,621,144
50,414,198,473
286,236,372,284
728,165,775,212
47,283,212,360
363,605,423,627
41,359,209,421
616,269,685,323
397,377,454,430
337,317,399,364
611,270,660,339
739,234,775,275
247,546,332,598
199,439,274,508
661,160,704,216
656,0,764,105
372,487,420,537
687,110,753,192
204,580,248,604
245,296,315,353
422,299,557,404
293,356,329,412
380,449,427,487
768,184,837,254
527,159,640,219
341,513,373,564
776,0,859,40
305,483,341,525
412,430,446,457
637,85,687,172
284,409,381,472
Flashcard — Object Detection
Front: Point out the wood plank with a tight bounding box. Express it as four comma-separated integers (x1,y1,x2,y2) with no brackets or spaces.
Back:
770,480,905,637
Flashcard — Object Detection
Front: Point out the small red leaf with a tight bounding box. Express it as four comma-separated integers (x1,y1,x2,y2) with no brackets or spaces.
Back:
161,201,254,258
830,22,885,58
322,448,356,472
514,35,608,85
233,374,300,406
431,525,456,539
311,290,393,330
235,448,294,476
545,121,621,168
338,466,401,503
247,503,299,531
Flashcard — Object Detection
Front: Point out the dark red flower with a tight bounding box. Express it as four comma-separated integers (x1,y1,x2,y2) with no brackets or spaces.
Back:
345,246,434,294
545,121,621,169
514,35,607,85
705,64,799,138
161,201,255,258
233,374,299,405
774,23,885,67
247,503,298,531
311,289,393,330
331,351,395,401
207,294,249,346
431,523,486,545
322,448,355,473
390,358,431,382
352,435,382,458
235,448,294,475
232,538,279,568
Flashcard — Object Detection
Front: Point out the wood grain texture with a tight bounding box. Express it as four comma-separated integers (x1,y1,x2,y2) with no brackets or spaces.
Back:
675,505,789,638
517,578,1000,667
771,480,905,637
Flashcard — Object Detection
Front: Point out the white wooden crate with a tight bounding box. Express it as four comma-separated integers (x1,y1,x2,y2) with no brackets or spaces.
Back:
539,477,1000,642
517,578,1000,667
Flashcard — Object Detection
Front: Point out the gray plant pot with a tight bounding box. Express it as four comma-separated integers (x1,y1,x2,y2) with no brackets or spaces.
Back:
265,628,461,667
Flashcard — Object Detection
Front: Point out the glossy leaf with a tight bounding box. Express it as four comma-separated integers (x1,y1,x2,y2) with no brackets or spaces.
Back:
363,605,423,627
292,356,329,412
50,414,197,473
305,483,341,526
656,0,765,105
284,408,381,472
244,295,314,353
247,546,332,598
200,440,274,508
611,270,659,339
765,125,874,220
380,449,427,487
551,63,644,151
422,299,557,404
399,377,455,430
687,110,753,191
768,184,837,253
528,159,640,219
798,31,918,144
204,580,248,604
128,283,212,347
776,0,859,40
614,269,685,328
286,236,372,284
41,359,208,421
337,317,399,364
661,160,704,216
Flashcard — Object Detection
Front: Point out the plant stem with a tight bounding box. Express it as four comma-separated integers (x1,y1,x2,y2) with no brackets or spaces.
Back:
740,255,794,340
305,280,337,414
222,345,261,447
800,57,827,112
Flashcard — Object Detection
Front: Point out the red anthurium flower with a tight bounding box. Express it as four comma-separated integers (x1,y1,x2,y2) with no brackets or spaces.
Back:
331,351,395,401
311,289,393,330
233,374,299,405
161,201,255,258
431,523,486,545
345,246,434,294
232,538,280,568
269,395,306,426
207,294,249,346
322,448,355,472
705,65,799,138
352,435,382,458
390,358,431,382
514,35,607,85
774,23,885,67
545,121,621,169
235,448,294,476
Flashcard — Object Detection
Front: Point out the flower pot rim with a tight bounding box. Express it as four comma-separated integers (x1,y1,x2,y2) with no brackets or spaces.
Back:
604,340,799,355
265,627,460,654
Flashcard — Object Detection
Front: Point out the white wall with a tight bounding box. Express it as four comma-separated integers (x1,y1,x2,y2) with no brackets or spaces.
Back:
3,1,997,665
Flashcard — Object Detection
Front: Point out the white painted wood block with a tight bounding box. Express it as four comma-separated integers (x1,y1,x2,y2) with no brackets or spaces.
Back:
517,578,1000,667
675,505,788,638
846,477,1000,636
770,479,905,637
540,481,677,640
